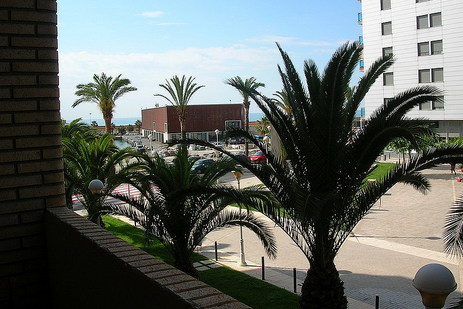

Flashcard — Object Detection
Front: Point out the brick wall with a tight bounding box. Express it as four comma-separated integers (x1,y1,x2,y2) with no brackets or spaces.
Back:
0,0,63,307
46,208,250,309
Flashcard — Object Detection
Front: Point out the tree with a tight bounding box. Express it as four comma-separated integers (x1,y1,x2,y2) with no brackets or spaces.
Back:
255,116,271,136
91,120,99,127
73,73,137,133
134,120,142,132
225,77,265,156
154,75,204,140
189,42,463,308
63,132,141,226
107,147,277,278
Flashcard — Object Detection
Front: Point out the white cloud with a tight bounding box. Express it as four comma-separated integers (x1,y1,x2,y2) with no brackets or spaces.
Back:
59,46,280,120
140,11,164,18
247,35,339,47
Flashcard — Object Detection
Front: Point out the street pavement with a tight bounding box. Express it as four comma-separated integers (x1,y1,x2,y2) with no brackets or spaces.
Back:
102,135,463,308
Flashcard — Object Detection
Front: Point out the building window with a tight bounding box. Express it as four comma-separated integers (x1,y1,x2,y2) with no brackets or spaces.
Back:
431,40,443,55
382,47,393,57
225,120,241,130
417,15,428,29
419,102,432,110
418,42,430,56
430,12,442,27
418,13,442,29
382,22,392,35
164,122,168,132
381,0,391,10
419,69,431,83
431,68,444,82
432,96,444,110
152,121,156,130
383,72,393,86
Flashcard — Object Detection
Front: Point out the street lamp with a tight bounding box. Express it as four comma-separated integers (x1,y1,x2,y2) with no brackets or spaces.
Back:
232,170,247,266
88,179,104,194
413,263,457,309
214,129,219,145
148,134,152,150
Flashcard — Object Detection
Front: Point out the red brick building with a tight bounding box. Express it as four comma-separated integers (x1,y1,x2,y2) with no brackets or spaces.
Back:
141,104,243,143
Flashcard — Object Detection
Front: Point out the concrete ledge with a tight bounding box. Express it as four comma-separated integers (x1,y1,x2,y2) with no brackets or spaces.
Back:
45,207,250,309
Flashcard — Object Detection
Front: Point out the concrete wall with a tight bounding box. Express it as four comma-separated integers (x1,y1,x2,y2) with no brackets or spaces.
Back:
0,0,63,307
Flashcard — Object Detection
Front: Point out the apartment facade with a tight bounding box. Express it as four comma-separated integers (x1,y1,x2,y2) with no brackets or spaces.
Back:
360,0,463,139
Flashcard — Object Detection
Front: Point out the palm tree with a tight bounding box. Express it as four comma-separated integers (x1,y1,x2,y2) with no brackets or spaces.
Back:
73,73,137,133
106,147,277,278
189,41,463,308
225,77,265,156
134,120,142,133
273,89,292,118
63,133,141,226
154,75,204,140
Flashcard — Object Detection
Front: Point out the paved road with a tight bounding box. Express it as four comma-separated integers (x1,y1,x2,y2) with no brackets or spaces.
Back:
198,164,463,308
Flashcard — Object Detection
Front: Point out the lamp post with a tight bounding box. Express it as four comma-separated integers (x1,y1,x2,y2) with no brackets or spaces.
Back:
89,112,92,124
148,134,152,150
263,136,270,163
413,263,457,308
214,129,219,145
232,170,247,266
88,179,104,224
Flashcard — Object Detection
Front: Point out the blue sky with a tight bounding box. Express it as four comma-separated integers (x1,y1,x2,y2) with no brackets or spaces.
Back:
58,0,362,121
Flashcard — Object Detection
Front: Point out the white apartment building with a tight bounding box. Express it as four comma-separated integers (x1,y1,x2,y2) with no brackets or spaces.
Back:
360,0,463,139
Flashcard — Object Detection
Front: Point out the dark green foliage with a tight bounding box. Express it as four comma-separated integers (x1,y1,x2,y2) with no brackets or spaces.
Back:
106,147,277,278
182,41,463,308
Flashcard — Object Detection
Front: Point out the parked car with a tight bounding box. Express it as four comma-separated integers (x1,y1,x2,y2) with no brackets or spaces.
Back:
135,144,145,152
249,151,267,164
191,159,215,174
232,151,250,164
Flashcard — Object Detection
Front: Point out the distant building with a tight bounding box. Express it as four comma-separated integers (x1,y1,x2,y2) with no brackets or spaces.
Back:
359,0,463,140
141,104,243,143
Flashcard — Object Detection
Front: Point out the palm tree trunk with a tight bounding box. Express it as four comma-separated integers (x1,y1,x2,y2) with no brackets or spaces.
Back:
180,118,186,140
243,100,250,156
174,250,199,279
300,259,347,309
104,114,112,134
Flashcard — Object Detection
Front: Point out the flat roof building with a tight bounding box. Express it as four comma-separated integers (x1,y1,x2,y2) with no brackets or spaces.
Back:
360,0,463,139
141,104,243,143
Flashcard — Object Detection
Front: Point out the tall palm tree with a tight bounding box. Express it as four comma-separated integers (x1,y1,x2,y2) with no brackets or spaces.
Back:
63,133,141,226
73,73,137,133
107,147,277,278
225,77,265,156
154,75,204,140
273,89,292,118
189,41,463,308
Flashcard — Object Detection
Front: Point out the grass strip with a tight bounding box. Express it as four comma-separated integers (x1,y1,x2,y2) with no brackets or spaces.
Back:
103,215,299,308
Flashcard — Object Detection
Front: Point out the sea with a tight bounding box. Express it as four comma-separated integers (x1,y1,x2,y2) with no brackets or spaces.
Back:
68,113,266,126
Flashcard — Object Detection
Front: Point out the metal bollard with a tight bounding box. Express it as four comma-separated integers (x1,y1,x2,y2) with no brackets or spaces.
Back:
293,268,297,293
215,241,218,261
261,256,265,280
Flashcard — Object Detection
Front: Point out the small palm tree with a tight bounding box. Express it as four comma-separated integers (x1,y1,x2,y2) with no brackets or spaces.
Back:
225,77,265,156
73,73,137,133
188,41,463,308
134,120,142,133
107,147,277,278
154,75,204,140
63,133,141,226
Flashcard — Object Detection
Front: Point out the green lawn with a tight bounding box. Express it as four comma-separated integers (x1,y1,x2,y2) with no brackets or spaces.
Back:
366,162,396,181
103,216,299,308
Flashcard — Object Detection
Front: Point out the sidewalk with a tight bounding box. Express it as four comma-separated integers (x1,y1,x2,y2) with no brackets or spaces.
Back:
75,160,463,308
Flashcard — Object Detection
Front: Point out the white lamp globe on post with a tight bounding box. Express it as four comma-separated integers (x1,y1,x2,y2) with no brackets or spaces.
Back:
413,263,457,309
231,170,246,266
214,129,219,145
88,179,104,194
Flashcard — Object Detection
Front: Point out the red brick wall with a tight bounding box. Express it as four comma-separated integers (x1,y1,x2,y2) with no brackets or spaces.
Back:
0,0,63,307
141,106,168,132
142,104,243,133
